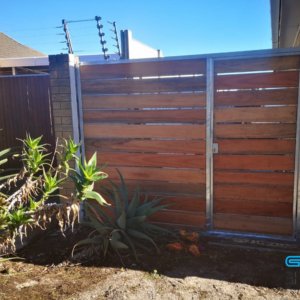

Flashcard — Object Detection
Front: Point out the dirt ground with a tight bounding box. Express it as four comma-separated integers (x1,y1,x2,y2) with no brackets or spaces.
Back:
0,228,300,300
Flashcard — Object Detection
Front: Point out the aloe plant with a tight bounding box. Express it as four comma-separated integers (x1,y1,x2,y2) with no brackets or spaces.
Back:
0,135,108,255
73,171,170,261
0,147,15,190
21,135,50,174
71,153,109,206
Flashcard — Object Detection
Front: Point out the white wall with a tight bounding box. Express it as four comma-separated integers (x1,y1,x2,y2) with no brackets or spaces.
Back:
121,30,163,59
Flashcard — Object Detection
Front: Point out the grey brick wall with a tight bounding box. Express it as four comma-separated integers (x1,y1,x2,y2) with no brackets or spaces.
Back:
49,54,74,141
49,54,76,198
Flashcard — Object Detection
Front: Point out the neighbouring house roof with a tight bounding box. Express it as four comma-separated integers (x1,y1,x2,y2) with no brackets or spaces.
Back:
0,32,44,58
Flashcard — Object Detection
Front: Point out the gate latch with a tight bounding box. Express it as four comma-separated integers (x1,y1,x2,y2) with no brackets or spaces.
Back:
212,143,219,154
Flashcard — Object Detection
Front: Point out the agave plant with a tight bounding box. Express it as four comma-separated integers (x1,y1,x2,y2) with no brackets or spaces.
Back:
72,171,170,261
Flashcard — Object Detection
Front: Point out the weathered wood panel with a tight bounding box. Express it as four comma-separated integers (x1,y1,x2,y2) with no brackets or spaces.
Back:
84,124,206,139
214,171,294,186
215,71,299,89
87,152,205,169
150,210,205,227
215,124,296,138
83,93,206,109
159,196,206,212
214,184,293,203
214,213,292,235
104,166,205,184
85,139,205,154
84,108,206,123
215,55,300,73
214,155,294,171
80,59,206,79
96,180,206,197
82,76,205,94
0,75,54,152
215,88,298,106
215,106,296,123
215,199,292,217
216,139,295,155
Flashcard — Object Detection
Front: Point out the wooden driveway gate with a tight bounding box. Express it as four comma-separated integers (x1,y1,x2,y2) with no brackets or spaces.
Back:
77,49,300,241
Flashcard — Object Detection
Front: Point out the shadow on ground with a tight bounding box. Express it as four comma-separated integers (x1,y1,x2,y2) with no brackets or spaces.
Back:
16,227,300,290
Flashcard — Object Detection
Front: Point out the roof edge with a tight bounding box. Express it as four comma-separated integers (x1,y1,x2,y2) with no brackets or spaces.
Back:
270,0,281,48
0,56,49,68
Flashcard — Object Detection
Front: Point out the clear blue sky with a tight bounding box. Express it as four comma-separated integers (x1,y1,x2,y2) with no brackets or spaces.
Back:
1,0,271,57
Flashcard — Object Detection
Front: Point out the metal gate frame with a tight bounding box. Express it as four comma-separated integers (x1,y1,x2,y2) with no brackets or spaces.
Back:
205,48,300,242
75,47,300,242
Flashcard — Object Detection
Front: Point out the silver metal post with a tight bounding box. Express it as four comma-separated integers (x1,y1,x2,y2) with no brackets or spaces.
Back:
293,72,300,240
74,58,85,161
68,55,80,149
206,58,214,229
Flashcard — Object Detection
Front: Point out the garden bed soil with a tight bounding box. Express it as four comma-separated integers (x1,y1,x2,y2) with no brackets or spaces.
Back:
0,228,299,299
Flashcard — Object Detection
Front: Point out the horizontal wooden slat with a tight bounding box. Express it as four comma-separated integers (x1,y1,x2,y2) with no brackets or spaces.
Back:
104,166,205,184
83,108,206,123
215,106,296,123
82,93,206,109
97,180,206,196
214,184,293,203
85,139,205,154
215,88,298,106
215,71,299,89
215,123,296,138
102,193,205,212
216,139,295,154
159,196,205,212
214,213,292,235
88,152,205,169
214,155,294,171
150,210,205,227
215,55,300,73
214,171,294,186
215,199,292,218
82,77,206,94
84,124,206,139
80,59,206,79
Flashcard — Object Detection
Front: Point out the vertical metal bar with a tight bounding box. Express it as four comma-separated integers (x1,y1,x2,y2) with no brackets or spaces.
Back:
74,58,85,161
69,55,86,223
206,58,214,230
68,54,80,148
293,72,300,240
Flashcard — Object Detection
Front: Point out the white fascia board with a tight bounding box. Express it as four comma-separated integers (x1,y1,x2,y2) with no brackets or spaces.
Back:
0,56,49,68
270,0,281,48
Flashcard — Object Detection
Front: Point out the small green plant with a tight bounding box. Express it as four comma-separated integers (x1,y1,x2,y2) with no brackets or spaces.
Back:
71,153,109,205
72,171,169,262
